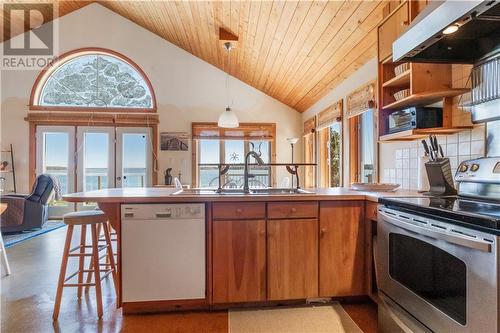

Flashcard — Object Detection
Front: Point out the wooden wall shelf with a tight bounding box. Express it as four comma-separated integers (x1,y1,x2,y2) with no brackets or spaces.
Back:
382,70,410,88
382,88,469,110
379,127,472,142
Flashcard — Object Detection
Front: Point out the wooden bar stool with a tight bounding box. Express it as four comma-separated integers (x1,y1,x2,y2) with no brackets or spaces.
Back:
85,220,118,291
53,210,118,320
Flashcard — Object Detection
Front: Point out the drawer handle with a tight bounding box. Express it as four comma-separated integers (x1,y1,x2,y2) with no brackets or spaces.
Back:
290,208,297,213
236,208,242,215
320,228,327,237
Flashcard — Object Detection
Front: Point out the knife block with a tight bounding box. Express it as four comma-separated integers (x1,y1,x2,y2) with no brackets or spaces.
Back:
424,158,457,196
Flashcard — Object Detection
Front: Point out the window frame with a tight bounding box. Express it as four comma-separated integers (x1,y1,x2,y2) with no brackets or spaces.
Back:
192,122,276,188
29,47,157,113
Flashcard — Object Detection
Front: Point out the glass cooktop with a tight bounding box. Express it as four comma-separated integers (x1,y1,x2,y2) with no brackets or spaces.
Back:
379,196,500,233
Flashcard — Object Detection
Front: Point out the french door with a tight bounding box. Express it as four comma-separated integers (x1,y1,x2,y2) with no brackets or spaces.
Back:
116,127,152,188
36,126,76,216
36,126,152,217
76,127,115,210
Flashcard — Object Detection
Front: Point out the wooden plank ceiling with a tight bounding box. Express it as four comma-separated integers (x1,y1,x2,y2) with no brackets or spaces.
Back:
2,1,385,112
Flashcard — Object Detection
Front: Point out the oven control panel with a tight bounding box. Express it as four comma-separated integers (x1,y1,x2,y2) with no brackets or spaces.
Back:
456,157,500,180
455,157,500,200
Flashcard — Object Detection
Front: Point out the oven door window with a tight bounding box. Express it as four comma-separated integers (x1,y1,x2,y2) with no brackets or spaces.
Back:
389,233,466,325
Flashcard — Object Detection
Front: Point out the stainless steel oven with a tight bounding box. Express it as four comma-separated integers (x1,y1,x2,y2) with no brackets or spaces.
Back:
377,206,499,333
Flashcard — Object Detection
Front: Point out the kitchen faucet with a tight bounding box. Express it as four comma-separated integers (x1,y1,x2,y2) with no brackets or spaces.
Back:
243,147,265,194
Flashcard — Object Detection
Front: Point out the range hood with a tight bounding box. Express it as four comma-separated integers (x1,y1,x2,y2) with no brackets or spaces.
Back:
393,0,500,63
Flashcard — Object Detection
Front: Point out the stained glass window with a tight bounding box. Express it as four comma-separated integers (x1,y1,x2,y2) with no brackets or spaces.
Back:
38,53,153,109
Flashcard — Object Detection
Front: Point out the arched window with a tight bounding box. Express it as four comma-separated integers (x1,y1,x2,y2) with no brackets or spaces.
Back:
30,48,156,111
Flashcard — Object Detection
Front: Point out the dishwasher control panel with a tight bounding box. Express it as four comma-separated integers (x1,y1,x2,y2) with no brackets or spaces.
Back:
121,203,205,220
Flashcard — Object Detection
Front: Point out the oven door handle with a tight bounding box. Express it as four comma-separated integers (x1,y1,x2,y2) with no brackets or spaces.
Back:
379,210,492,252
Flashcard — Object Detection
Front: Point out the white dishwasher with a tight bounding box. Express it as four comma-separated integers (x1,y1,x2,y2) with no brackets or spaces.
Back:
121,203,206,302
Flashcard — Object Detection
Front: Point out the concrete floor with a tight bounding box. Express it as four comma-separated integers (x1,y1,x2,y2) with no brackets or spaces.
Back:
1,225,376,333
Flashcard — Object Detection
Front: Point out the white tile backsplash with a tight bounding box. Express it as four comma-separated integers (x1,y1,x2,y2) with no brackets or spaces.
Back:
380,127,485,190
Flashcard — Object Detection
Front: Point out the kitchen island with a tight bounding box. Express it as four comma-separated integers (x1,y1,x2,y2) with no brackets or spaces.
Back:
64,187,421,314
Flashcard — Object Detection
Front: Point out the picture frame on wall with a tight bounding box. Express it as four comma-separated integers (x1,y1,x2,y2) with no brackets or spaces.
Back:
160,132,189,151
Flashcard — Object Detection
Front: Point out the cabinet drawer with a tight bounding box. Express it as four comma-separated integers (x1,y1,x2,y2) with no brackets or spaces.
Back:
212,202,266,220
268,202,318,219
365,201,378,221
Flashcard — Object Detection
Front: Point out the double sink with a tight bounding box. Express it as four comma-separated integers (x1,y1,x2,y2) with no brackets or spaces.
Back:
173,188,315,196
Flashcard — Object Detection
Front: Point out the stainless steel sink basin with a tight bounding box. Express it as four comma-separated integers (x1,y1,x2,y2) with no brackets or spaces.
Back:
173,188,315,195
249,188,315,195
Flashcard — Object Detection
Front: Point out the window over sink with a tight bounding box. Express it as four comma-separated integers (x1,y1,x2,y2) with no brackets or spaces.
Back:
192,123,276,189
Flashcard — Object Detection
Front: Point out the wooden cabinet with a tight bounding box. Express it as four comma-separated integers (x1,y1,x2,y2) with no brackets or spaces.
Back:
319,201,365,297
211,200,368,304
268,201,318,219
365,201,378,221
267,218,318,300
378,1,409,61
212,202,265,220
212,219,266,303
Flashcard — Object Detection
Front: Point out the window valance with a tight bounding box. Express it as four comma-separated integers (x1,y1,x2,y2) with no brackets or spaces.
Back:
317,99,343,130
346,81,376,119
192,122,276,140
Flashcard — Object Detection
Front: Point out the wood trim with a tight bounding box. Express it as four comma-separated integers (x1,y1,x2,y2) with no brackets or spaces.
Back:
25,112,159,125
206,202,213,304
349,117,360,185
29,47,157,112
123,299,208,314
28,122,36,187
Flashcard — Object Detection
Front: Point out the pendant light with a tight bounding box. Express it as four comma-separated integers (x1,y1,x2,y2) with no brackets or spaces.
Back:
218,42,239,128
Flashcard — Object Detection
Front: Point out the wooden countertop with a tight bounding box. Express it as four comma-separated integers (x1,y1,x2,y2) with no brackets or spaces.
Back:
63,187,423,203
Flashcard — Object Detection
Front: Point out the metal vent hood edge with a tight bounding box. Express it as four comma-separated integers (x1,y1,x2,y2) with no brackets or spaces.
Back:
393,0,500,63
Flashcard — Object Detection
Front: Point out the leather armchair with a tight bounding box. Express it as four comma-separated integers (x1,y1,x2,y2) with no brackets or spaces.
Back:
1,174,54,232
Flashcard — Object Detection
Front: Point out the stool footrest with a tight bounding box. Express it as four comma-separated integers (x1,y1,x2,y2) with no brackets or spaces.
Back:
63,283,95,287
63,268,115,283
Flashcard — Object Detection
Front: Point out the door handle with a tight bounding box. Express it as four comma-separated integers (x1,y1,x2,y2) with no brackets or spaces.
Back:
116,177,121,181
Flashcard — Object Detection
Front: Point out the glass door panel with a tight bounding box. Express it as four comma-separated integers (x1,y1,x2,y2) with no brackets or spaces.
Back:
360,109,375,183
76,127,115,209
329,122,342,187
36,126,75,218
116,127,152,188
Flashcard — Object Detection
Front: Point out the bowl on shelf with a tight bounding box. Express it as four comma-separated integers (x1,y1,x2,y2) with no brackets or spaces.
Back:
351,183,400,192
394,62,409,76
393,88,410,101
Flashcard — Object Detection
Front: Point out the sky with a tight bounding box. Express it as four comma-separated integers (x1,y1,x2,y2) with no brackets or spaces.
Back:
44,130,147,170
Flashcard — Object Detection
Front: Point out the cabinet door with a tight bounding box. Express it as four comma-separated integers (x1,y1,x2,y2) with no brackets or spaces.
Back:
319,201,365,297
267,219,318,300
378,2,409,60
212,219,266,303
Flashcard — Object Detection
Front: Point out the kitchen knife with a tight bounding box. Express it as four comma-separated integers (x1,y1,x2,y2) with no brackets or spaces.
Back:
422,139,434,160
432,135,439,155
439,144,445,158
421,139,430,156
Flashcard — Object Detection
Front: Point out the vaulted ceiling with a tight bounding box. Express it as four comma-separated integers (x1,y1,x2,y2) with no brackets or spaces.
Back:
2,1,385,112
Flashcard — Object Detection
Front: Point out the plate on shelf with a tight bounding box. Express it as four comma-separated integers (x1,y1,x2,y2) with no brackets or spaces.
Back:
351,183,400,192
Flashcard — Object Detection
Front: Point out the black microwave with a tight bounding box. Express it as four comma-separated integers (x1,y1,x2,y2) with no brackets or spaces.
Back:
388,107,442,134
